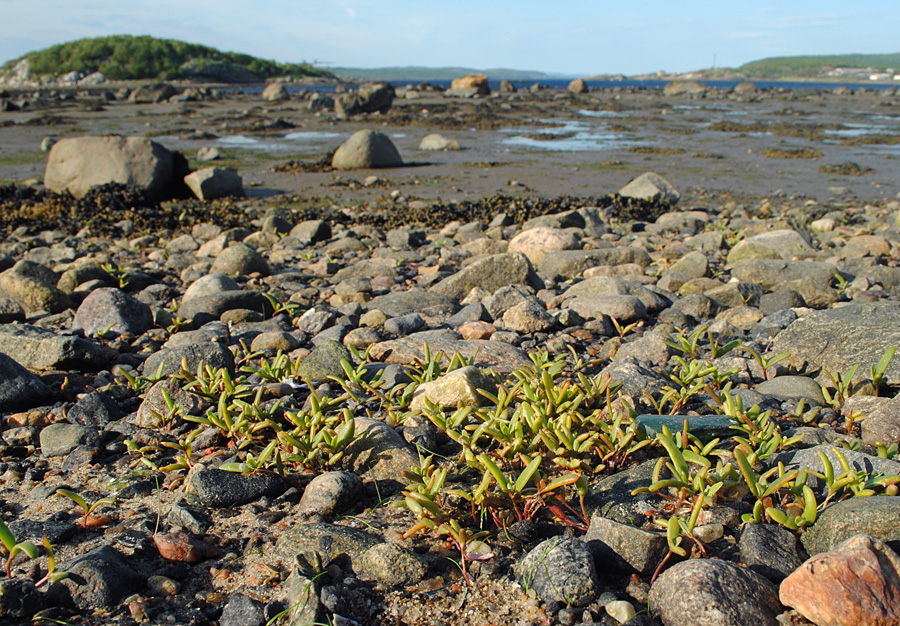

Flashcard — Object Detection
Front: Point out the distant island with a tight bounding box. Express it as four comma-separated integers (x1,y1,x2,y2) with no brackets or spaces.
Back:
0,35,333,85
329,66,564,81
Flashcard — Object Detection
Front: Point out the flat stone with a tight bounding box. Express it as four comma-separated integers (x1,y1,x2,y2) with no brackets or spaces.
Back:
862,393,900,447
634,415,736,440
154,530,222,563
273,522,380,563
537,248,652,281
368,335,529,374
188,467,284,508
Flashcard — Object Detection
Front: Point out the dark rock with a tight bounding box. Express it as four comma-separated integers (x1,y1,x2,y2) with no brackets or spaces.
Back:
61,545,144,609
585,513,668,577
0,352,50,410
188,467,284,508
220,593,266,626
739,524,806,583
142,341,236,378
0,578,41,618
168,496,214,534
67,391,123,428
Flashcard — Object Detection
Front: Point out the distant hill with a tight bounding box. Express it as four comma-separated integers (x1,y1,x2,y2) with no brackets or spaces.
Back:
0,35,333,83
330,66,564,81
738,52,900,79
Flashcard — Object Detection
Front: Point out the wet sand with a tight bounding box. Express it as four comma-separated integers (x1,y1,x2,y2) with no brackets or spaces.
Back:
1,84,899,209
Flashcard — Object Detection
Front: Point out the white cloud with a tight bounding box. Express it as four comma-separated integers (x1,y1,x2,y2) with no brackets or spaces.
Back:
346,7,357,19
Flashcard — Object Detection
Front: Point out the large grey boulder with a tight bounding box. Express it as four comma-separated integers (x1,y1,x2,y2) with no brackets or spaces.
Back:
331,130,403,170
650,559,781,626
618,172,680,205
184,167,243,200
44,136,179,200
71,287,153,338
0,260,69,315
770,301,900,386
0,324,114,371
431,252,544,301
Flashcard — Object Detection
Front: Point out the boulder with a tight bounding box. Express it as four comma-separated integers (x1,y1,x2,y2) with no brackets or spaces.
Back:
618,172,680,205
128,83,177,103
0,352,50,410
331,130,403,170
261,82,289,102
431,252,544,301
418,133,461,151
568,78,589,94
663,80,707,96
335,83,395,118
770,302,900,386
184,167,243,200
0,260,69,315
44,135,180,200
447,74,490,97
71,287,153,338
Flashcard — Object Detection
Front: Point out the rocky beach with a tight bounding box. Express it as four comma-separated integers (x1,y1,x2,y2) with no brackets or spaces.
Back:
0,77,900,626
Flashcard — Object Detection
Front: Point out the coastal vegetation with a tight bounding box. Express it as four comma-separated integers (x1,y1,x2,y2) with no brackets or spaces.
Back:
1,35,333,82
738,52,900,79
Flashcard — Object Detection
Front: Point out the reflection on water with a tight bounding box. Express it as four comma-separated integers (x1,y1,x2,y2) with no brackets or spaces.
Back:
283,131,343,141
500,119,638,152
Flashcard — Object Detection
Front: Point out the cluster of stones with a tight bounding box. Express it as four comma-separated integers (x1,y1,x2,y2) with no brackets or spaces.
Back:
4,169,900,625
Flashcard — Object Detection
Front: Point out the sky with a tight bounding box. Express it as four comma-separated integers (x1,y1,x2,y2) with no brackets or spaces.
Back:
1,1,898,76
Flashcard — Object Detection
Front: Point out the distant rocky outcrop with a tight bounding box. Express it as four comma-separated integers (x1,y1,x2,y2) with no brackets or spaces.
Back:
44,136,189,201
568,78,588,94
331,130,403,170
335,83,395,118
446,74,490,97
663,80,707,96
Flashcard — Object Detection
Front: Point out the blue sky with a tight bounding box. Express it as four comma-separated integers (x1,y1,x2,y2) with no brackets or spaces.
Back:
1,1,898,75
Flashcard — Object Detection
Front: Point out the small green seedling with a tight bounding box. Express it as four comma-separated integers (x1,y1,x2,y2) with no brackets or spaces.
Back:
56,489,115,528
0,519,38,578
